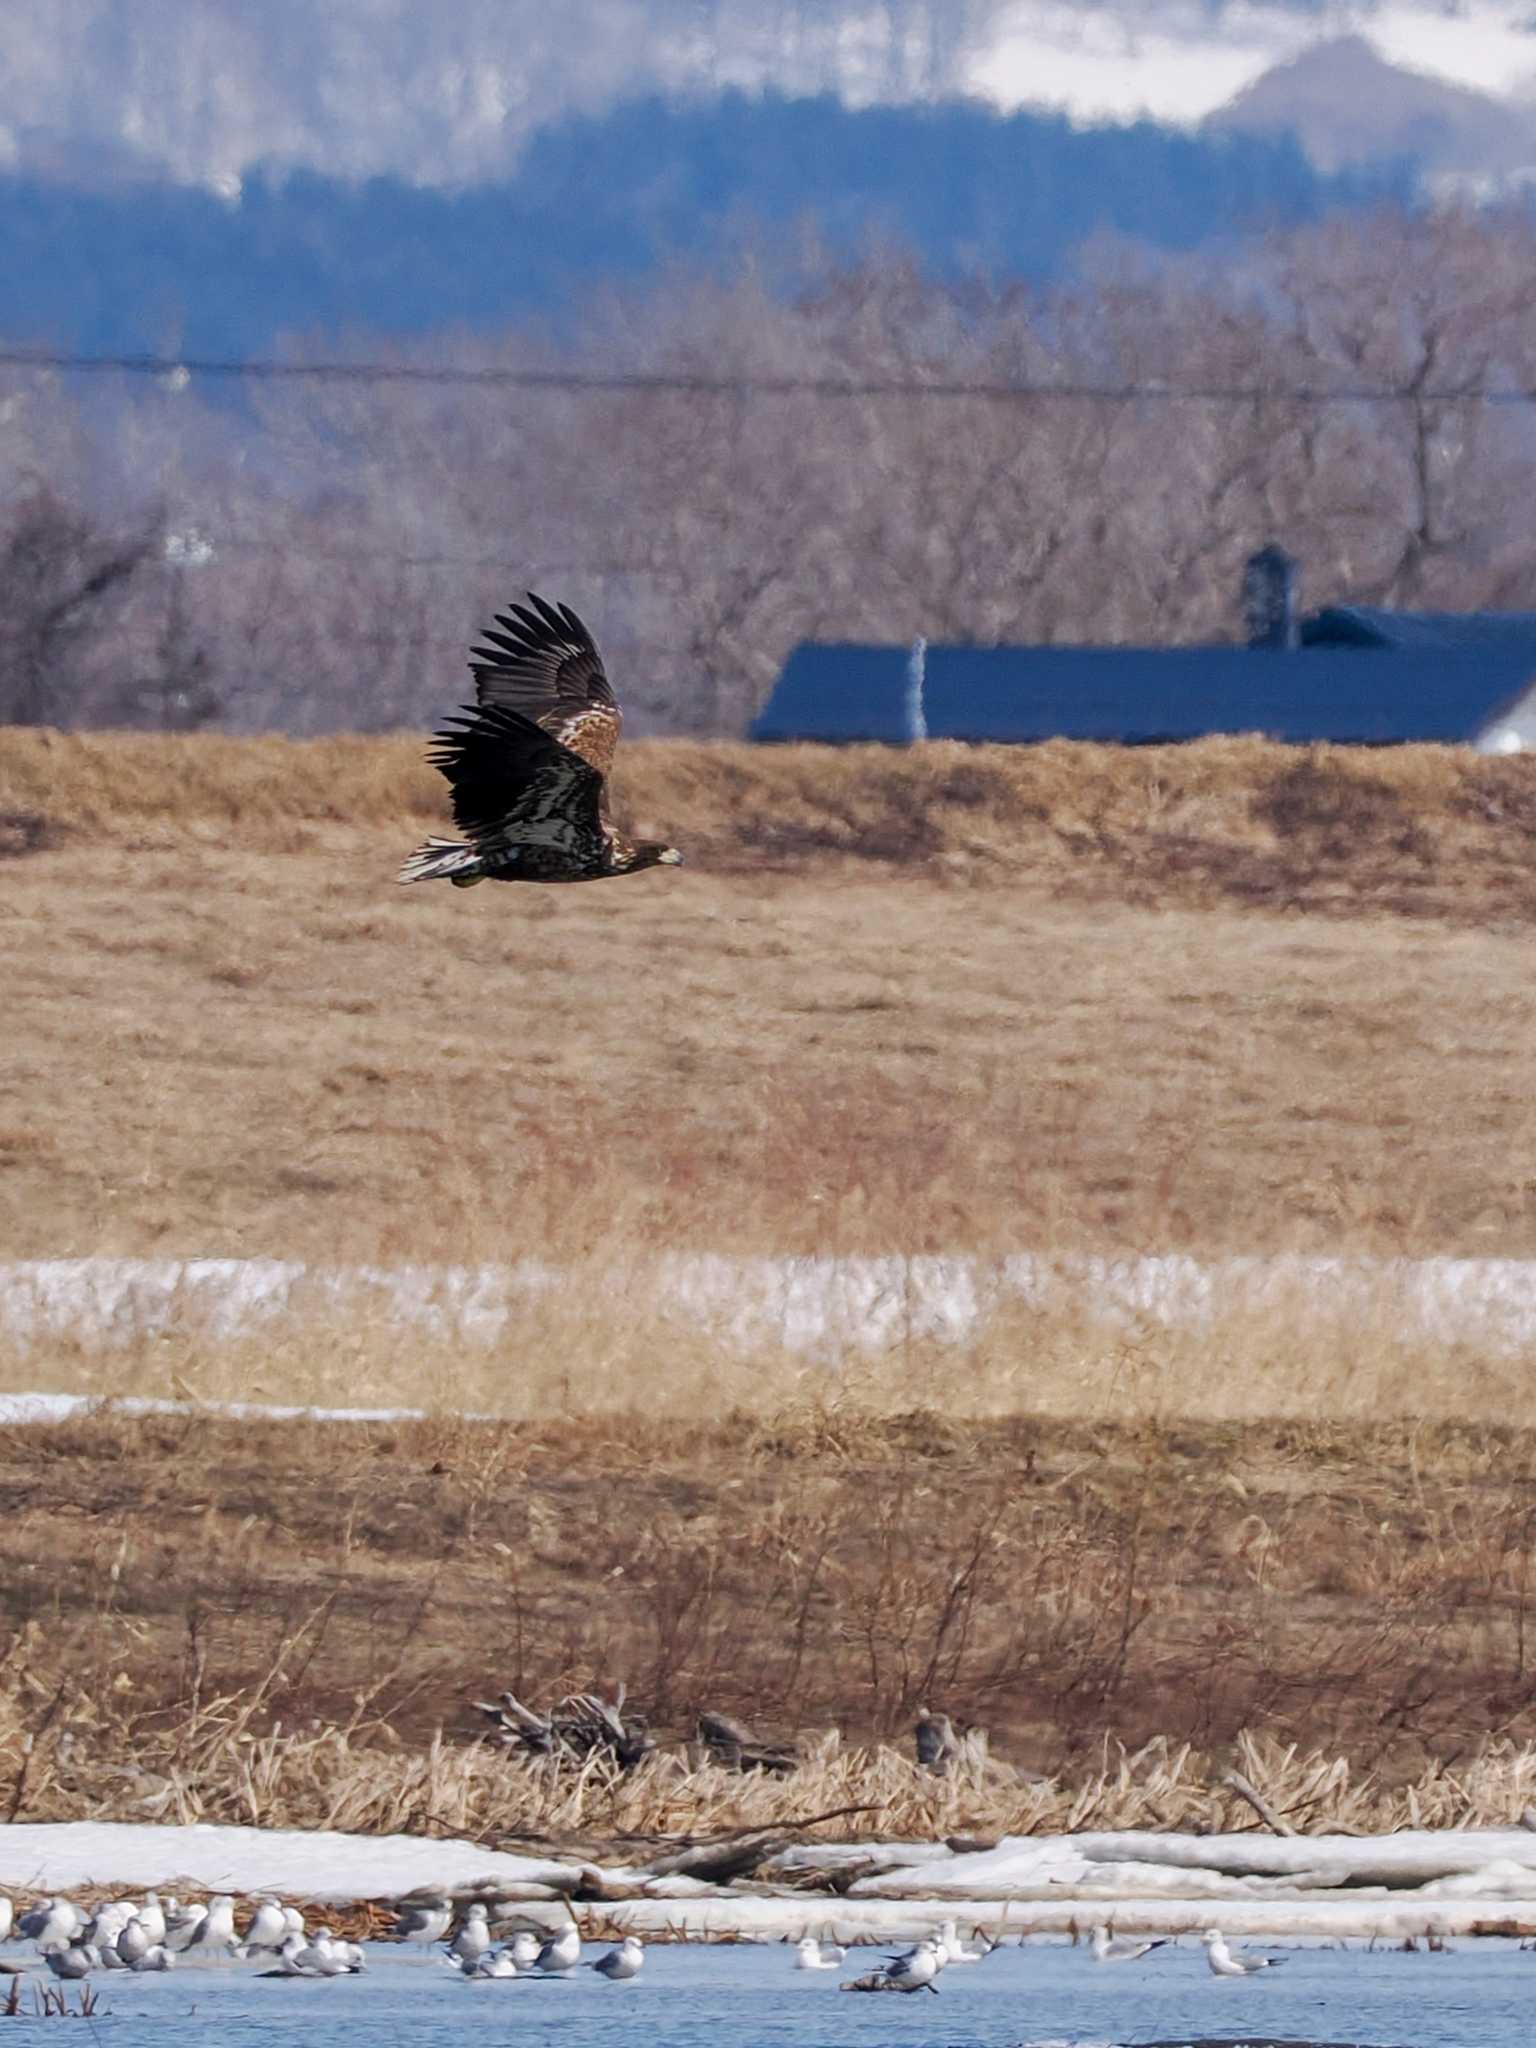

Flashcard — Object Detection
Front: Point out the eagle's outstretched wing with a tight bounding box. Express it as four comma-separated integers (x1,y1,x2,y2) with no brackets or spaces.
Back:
427,702,608,868
468,593,621,785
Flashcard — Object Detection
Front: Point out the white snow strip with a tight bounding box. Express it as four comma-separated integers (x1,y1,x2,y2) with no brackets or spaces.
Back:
0,1393,446,1427
0,1821,591,1901
4,1821,1536,1940
851,1828,1536,1897
5,1252,1536,1360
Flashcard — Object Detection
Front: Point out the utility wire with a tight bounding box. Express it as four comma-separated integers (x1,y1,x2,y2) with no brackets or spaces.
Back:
0,343,1530,406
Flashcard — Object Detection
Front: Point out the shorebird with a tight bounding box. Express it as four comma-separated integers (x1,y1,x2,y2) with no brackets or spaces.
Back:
391,1898,451,1945
882,1939,943,1993
794,1936,844,1970
533,1924,581,1975
1092,1924,1171,1963
1203,1929,1286,1976
589,1936,644,1981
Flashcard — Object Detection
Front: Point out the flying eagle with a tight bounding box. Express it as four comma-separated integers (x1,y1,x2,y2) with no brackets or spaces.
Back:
398,593,682,887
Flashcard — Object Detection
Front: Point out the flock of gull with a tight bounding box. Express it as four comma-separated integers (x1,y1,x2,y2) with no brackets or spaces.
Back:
0,1889,1286,1992
0,1892,643,1985
804,1921,1285,1992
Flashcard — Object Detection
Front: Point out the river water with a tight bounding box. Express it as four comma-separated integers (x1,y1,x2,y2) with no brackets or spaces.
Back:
26,1936,1533,2046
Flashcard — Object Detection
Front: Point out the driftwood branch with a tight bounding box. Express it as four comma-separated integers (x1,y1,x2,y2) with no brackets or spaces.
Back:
1222,1768,1300,1836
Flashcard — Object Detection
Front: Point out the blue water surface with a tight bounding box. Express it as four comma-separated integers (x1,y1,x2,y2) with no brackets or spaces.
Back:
11,1937,1531,2048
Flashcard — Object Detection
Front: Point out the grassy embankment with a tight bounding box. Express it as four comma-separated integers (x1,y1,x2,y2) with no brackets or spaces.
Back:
3,729,1536,1833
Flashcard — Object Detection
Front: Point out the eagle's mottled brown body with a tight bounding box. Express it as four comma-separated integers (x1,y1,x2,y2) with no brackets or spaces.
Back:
398,593,682,888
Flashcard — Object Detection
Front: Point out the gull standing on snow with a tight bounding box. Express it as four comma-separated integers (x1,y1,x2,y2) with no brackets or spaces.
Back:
534,1923,582,1975
882,1939,943,1993
1092,1924,1171,1963
794,1936,844,1970
392,1898,451,1945
589,1936,644,1981
1203,1929,1287,1976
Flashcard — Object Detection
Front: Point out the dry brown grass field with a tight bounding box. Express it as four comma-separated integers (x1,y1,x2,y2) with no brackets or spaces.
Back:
5,729,1536,1818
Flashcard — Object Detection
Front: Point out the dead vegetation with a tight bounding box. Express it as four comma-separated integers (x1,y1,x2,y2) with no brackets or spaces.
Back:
6,731,1536,1823
8,728,1536,922
0,1407,1533,1830
6,732,1536,1277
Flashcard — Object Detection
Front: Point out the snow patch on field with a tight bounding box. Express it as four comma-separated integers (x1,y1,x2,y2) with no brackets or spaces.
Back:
6,1252,1536,1358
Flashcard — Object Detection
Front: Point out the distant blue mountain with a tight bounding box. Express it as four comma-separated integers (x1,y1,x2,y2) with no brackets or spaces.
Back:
0,91,1412,359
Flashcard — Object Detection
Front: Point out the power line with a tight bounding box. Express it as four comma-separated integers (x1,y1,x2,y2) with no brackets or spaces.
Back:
0,343,1531,407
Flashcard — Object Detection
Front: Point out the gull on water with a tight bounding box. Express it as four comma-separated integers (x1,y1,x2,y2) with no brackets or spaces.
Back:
136,1896,167,1946
184,1894,236,1955
115,1918,151,1968
1203,1929,1287,1976
881,1939,943,1994
534,1924,582,1975
446,1903,491,1963
0,1897,11,1944
462,1948,518,1978
20,1900,83,1948
239,1899,291,1955
130,1945,175,1973
85,1901,135,1947
391,1898,451,1945
44,1941,99,1981
937,1920,994,1964
794,1936,844,1970
1091,1924,1171,1963
589,1936,644,1981
164,1901,208,1952
507,1930,542,1969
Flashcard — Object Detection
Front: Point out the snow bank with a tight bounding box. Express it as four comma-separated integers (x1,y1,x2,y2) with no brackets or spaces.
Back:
6,1822,1536,1944
851,1827,1536,1899
0,1821,587,1900
8,1251,1536,1359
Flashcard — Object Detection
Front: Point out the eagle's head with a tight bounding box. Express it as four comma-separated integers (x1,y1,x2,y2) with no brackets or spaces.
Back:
626,842,684,872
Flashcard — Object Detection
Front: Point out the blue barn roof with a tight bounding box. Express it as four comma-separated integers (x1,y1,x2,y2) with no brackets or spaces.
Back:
753,617,1536,747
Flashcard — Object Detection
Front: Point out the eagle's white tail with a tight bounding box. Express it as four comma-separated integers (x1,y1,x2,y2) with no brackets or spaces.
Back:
397,835,485,886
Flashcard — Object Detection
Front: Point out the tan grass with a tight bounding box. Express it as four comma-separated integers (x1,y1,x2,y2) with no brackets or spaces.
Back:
0,1407,1535,1795
7,732,1536,1805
